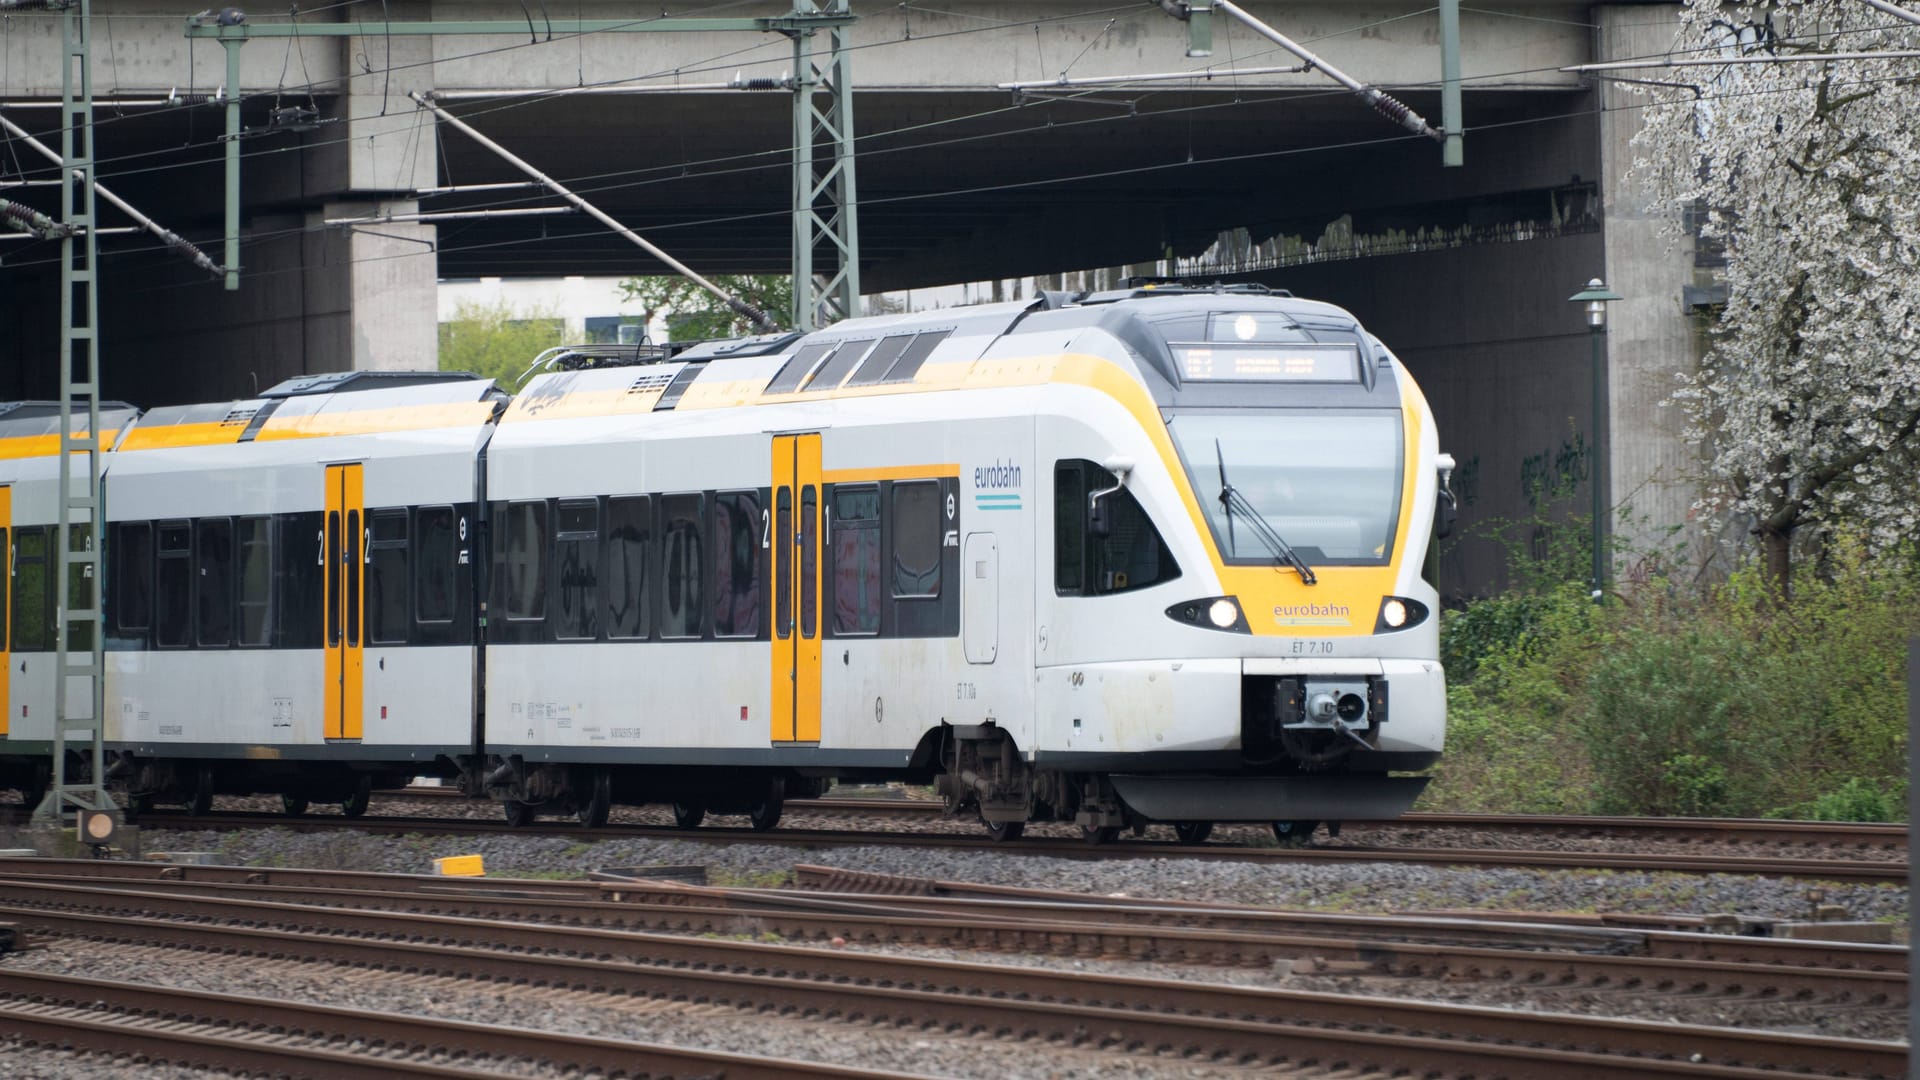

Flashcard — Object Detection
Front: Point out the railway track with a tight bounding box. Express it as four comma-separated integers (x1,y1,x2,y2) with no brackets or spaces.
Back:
120,803,1910,883
0,968,906,1079
0,865,1904,1078
1,856,1904,1008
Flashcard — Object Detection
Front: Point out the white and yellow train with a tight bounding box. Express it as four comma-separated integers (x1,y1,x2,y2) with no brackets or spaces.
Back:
1,285,1452,842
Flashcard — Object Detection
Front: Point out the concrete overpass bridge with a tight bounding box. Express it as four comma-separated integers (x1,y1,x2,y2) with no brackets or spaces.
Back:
0,0,1703,590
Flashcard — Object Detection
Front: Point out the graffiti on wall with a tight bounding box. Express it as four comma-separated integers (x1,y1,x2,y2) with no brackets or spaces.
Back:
1520,433,1591,508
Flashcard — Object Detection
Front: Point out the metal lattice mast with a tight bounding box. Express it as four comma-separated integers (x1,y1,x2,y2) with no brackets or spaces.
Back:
788,0,861,330
34,0,113,823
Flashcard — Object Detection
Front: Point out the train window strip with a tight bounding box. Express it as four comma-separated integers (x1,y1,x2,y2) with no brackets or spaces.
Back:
367,509,409,645
830,484,880,635
503,501,548,622
605,496,651,641
843,335,914,389
658,493,705,640
238,516,273,647
765,342,835,395
554,497,600,641
0,526,8,652
804,339,873,392
710,490,762,639
875,330,951,385
654,363,708,411
414,506,458,626
9,526,49,651
113,521,154,635
1053,459,1181,596
890,480,942,599
196,517,235,647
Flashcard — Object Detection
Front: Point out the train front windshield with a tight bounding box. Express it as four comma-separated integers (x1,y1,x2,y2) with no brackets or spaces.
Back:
1168,411,1403,566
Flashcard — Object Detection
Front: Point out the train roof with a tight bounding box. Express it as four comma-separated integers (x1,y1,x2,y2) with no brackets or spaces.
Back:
502,286,1392,423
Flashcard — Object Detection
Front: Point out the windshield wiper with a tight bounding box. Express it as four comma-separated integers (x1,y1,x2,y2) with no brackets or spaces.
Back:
1215,439,1317,585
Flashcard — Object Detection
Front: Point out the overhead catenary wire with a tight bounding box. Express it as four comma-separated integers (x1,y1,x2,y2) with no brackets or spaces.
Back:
0,112,223,277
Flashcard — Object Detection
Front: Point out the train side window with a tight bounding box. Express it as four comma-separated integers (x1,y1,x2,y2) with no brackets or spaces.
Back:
766,342,834,395
1053,463,1086,595
155,522,191,649
414,506,457,625
237,516,272,646
554,499,600,641
659,494,705,639
9,526,48,651
1054,459,1181,596
844,335,914,388
804,339,873,392
876,330,950,385
890,480,941,599
196,517,234,647
830,485,880,634
711,490,762,638
113,521,154,636
0,526,7,651
504,501,548,622
606,496,651,640
366,510,409,645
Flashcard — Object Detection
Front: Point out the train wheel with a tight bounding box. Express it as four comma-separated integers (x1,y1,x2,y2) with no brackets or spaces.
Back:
576,768,611,829
983,818,1025,843
341,776,372,819
747,782,784,832
503,800,536,827
671,801,706,830
1271,820,1319,847
185,764,215,817
1173,822,1214,845
281,794,310,817
1081,823,1120,845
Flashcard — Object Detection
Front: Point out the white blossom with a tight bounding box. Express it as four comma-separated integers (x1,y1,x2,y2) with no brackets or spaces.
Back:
1632,0,1920,584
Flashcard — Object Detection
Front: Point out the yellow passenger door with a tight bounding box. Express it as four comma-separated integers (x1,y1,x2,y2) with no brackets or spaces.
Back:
323,464,365,740
770,434,822,744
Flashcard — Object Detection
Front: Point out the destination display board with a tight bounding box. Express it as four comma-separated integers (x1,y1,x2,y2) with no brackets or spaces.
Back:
1173,343,1361,383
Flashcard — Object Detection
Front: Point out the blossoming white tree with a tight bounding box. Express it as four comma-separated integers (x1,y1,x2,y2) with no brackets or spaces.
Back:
1633,0,1920,593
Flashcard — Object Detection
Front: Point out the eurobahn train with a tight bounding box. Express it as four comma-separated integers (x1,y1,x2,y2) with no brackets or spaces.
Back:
0,285,1452,843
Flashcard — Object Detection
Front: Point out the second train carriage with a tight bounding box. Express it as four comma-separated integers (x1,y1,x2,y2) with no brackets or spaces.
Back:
2,285,1452,841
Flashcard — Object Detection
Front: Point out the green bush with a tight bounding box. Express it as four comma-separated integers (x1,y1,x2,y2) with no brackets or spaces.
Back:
1422,533,1916,820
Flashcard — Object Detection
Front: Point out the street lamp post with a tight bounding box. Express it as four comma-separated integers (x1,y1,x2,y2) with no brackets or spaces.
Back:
1569,278,1622,602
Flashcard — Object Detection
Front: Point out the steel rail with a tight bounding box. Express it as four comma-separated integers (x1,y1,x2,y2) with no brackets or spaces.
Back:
0,969,915,1079
126,808,1909,883
0,889,1901,1078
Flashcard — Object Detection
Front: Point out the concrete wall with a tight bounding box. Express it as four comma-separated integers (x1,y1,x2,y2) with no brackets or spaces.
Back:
1597,4,1706,578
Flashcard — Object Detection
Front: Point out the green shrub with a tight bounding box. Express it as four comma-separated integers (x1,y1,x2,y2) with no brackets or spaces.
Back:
1774,777,1904,823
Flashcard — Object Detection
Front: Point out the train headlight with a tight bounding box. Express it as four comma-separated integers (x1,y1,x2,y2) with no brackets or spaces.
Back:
1208,598,1240,628
1373,596,1430,633
1165,596,1249,633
